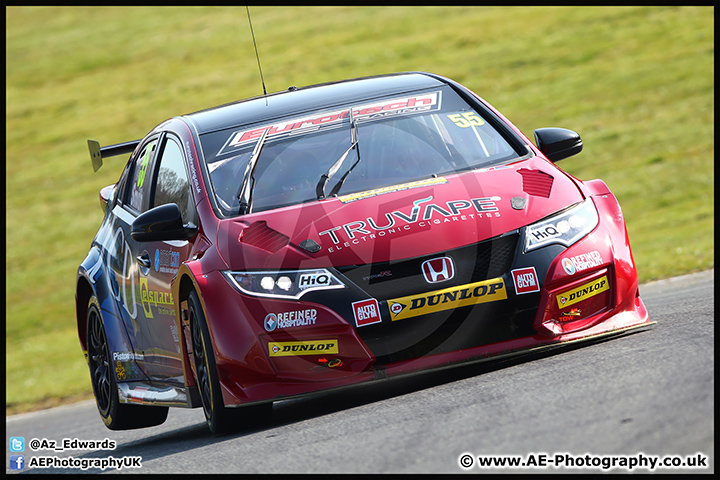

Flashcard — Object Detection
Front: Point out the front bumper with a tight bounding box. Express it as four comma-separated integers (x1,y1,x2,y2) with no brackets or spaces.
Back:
191,195,650,407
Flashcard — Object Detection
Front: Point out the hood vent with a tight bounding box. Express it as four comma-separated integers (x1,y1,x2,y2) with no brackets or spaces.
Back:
518,169,554,198
239,221,289,253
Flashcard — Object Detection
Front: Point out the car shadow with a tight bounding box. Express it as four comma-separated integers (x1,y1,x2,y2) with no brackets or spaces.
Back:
269,328,650,426
23,329,650,473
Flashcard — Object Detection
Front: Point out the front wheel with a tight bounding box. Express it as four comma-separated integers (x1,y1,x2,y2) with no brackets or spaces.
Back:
86,295,168,430
188,289,271,434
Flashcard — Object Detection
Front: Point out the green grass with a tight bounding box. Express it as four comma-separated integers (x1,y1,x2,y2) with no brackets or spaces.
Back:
6,6,713,414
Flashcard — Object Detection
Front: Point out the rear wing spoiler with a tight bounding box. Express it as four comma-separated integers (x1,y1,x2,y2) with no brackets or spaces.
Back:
87,139,141,172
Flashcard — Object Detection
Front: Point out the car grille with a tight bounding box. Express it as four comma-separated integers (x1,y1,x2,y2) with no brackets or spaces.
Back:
338,232,518,300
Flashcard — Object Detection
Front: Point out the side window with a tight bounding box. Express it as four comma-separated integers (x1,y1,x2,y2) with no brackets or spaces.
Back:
153,137,194,224
127,140,158,212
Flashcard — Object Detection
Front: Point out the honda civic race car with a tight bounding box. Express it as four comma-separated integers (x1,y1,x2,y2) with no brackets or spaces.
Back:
76,71,652,433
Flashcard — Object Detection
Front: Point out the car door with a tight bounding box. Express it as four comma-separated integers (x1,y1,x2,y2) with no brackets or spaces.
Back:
107,135,163,380
109,132,195,384
131,133,196,383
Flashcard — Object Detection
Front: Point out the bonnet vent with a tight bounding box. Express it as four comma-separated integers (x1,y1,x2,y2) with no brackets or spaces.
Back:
239,221,289,253
517,169,554,198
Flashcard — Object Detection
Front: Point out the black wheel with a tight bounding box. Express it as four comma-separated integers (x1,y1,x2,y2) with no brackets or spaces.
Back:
188,289,271,434
86,295,168,430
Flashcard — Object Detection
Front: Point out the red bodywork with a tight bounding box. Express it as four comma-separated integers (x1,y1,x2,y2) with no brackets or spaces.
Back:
169,97,649,407
78,74,650,416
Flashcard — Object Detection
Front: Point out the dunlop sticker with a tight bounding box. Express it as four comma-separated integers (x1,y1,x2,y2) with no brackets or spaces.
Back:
556,275,609,309
388,277,507,321
268,339,338,357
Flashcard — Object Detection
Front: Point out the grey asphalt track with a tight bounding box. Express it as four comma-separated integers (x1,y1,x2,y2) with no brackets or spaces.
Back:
6,269,714,474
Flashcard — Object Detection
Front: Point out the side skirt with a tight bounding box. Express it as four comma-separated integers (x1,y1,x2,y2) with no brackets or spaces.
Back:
118,382,201,408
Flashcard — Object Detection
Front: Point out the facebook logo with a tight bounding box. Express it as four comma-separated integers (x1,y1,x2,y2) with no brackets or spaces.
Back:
9,437,25,452
9,455,25,470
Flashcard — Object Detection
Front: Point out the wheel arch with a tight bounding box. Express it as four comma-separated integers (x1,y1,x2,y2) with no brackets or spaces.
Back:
178,272,198,309
76,246,106,355
76,248,140,370
173,267,205,392
76,276,94,355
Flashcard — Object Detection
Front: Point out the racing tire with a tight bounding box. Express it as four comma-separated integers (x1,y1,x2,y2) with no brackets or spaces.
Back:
188,289,271,434
86,295,169,430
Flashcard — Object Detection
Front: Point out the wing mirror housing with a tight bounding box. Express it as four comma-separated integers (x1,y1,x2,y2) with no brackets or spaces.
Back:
99,184,116,212
534,127,583,162
131,203,197,242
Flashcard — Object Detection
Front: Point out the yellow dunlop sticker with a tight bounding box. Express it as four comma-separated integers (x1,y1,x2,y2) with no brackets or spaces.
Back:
338,177,448,203
388,277,507,321
268,339,339,357
556,275,609,309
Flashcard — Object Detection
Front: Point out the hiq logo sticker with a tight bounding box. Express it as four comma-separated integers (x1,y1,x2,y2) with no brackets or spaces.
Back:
298,272,332,289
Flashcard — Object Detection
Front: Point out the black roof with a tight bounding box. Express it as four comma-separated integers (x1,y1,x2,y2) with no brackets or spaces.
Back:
181,72,447,135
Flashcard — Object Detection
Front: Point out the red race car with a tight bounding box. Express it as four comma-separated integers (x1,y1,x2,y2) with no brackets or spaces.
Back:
76,72,652,433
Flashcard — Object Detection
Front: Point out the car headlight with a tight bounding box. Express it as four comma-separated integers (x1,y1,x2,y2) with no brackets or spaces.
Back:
524,198,599,252
223,268,345,300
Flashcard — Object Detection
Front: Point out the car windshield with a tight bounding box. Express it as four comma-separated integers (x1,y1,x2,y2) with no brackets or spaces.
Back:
201,86,521,216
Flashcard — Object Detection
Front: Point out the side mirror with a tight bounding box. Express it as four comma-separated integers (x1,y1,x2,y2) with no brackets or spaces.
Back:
131,203,197,242
534,128,583,162
99,184,116,212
